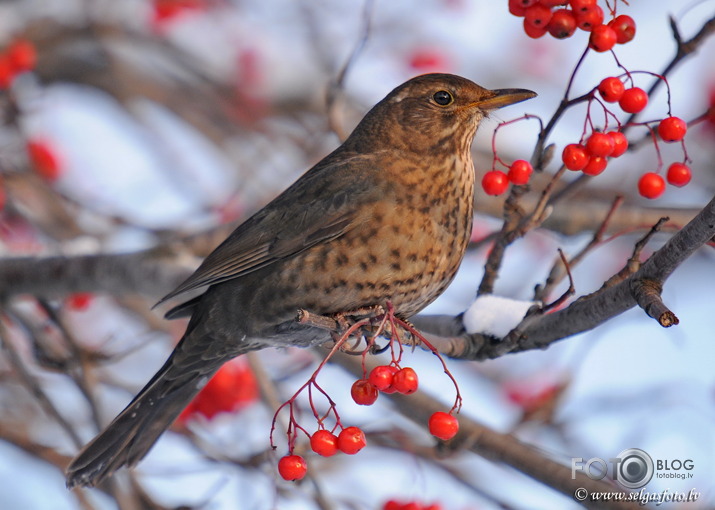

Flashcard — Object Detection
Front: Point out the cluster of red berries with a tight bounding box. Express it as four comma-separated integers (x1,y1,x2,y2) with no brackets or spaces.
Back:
509,3,695,200
277,425,367,481
554,66,692,200
0,38,37,89
482,159,534,196
178,358,259,423
509,0,635,49
383,500,443,510
637,116,690,199
352,364,419,404
597,76,647,114
562,130,627,176
352,365,459,441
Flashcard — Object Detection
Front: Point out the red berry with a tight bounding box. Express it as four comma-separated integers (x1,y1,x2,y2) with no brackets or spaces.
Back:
26,139,63,181
278,455,307,481
619,87,648,114
0,55,14,89
539,0,568,6
608,14,636,44
351,379,379,405
586,132,615,157
562,143,589,171
523,18,548,38
152,0,205,26
7,39,37,73
392,367,419,394
575,5,603,31
569,0,596,13
482,170,510,195
547,9,577,39
608,131,629,157
666,163,691,187
428,412,459,441
409,50,448,72
658,116,687,143
524,3,552,28
66,292,93,311
589,24,617,52
368,365,397,391
507,159,533,185
508,0,528,16
638,172,666,199
582,155,608,176
310,430,339,457
515,0,539,7
597,77,625,103
337,426,366,454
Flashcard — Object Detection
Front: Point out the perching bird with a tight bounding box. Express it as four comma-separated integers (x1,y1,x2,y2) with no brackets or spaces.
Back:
65,73,535,488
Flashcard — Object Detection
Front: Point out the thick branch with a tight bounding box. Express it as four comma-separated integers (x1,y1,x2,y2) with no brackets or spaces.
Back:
420,193,715,360
0,249,190,301
630,278,679,327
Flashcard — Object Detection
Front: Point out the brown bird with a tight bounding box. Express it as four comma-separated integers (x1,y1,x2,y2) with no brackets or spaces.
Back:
65,73,535,488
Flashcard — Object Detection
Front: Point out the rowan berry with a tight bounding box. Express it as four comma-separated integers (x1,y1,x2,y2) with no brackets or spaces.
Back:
310,430,339,457
428,412,459,441
582,155,607,176
586,132,614,157
562,143,589,171
619,87,648,114
392,367,419,394
351,379,379,405
524,3,553,29
597,77,625,103
608,14,636,44
575,5,603,31
547,9,577,39
608,131,629,157
658,116,687,143
638,172,666,199
368,365,397,392
589,24,617,52
482,170,510,195
507,160,533,185
278,455,307,481
569,0,596,13
666,163,691,187
337,426,367,454
523,18,548,38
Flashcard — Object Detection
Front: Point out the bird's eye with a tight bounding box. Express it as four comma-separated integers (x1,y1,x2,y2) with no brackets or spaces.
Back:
433,90,454,106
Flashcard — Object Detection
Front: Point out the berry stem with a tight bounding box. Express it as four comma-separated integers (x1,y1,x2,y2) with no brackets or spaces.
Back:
392,317,463,413
269,316,371,450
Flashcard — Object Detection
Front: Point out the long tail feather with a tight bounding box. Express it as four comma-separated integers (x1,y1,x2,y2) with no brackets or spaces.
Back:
66,332,229,488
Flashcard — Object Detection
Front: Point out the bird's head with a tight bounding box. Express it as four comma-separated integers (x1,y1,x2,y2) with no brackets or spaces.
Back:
345,73,536,155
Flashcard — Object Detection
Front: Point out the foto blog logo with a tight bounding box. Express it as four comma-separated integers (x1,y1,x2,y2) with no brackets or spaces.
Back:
572,448,656,489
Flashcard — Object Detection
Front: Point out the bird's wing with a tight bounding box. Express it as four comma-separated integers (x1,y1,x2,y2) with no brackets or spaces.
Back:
156,153,377,306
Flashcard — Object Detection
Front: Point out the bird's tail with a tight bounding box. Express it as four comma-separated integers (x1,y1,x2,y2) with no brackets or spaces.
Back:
65,329,228,489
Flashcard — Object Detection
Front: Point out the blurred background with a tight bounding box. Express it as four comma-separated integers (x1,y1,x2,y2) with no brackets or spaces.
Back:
0,0,714,509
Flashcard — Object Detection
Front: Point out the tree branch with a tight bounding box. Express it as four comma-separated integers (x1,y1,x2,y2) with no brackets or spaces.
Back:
419,193,715,360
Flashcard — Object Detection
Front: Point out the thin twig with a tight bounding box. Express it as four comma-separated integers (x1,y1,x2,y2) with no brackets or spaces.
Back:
0,313,83,448
325,0,375,141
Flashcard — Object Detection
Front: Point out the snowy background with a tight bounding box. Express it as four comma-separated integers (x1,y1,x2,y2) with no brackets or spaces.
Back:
1,0,714,509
